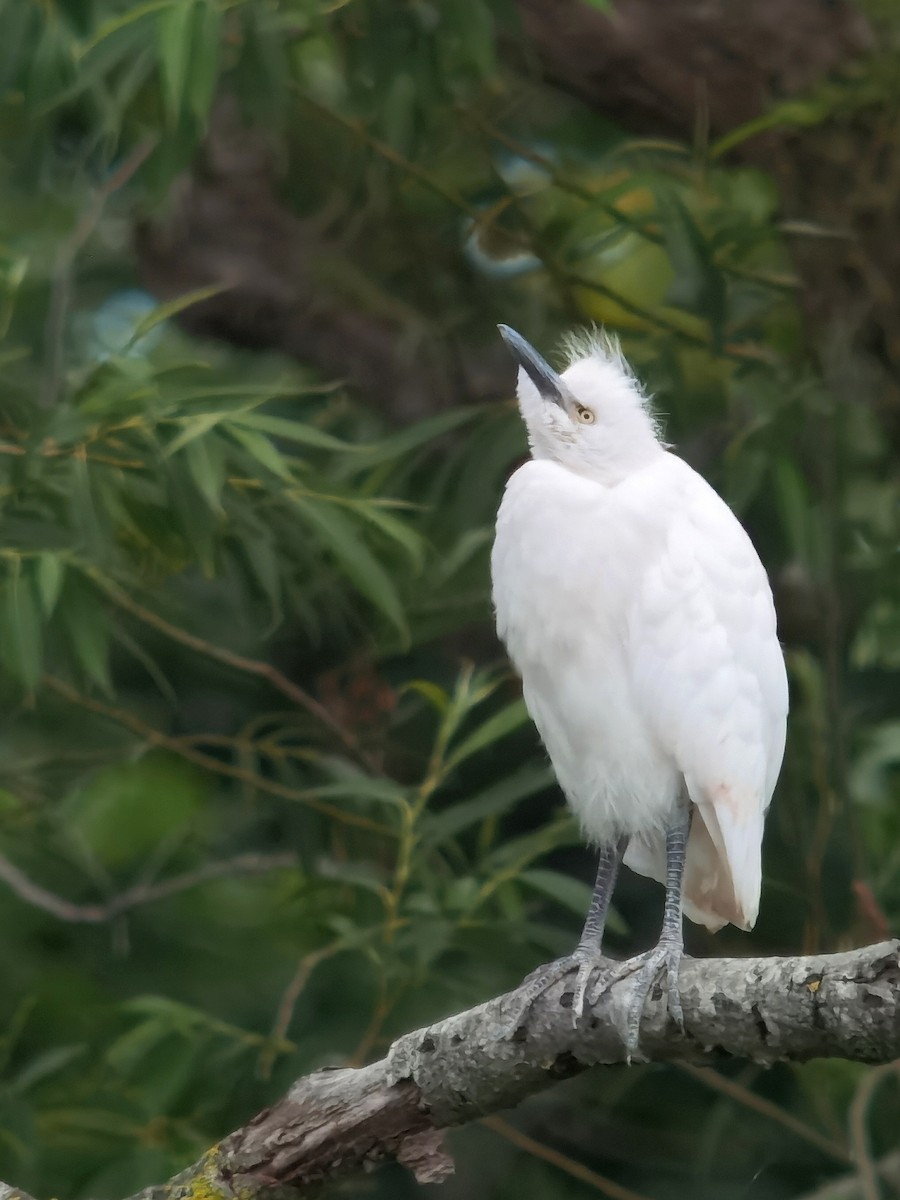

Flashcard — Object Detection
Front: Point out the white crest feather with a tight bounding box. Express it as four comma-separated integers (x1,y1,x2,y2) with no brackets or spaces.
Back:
560,326,667,445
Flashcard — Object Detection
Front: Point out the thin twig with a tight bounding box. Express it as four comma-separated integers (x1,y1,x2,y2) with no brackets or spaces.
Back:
481,1115,653,1200
43,675,392,836
1,942,899,1199
0,849,297,925
848,1059,900,1200
85,569,377,770
39,139,156,410
797,1151,900,1200
295,90,730,352
677,1062,852,1165
258,944,344,1079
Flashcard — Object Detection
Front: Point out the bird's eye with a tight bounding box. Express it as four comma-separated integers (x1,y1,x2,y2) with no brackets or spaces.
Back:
576,407,595,424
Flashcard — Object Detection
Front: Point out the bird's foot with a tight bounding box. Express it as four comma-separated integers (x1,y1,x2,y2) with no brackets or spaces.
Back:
613,938,685,1063
503,948,625,1036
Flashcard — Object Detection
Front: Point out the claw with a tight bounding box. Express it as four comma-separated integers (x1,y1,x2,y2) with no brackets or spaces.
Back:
503,949,617,1036
621,939,684,1061
504,940,685,1059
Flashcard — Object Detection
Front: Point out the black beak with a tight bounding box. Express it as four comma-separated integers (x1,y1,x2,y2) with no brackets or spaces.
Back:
498,325,565,406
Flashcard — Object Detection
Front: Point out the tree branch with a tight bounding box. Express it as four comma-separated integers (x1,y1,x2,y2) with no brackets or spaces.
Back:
1,942,897,1199
0,849,298,925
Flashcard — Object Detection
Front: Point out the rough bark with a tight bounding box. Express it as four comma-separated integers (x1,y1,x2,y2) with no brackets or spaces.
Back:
3,941,896,1200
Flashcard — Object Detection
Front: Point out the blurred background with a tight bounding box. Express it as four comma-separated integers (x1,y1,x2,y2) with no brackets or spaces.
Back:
0,0,899,1196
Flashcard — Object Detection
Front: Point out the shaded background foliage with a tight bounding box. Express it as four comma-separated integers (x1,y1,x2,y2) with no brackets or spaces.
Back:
0,0,898,1197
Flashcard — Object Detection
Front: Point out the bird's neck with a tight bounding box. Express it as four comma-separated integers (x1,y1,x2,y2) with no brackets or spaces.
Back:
531,439,664,486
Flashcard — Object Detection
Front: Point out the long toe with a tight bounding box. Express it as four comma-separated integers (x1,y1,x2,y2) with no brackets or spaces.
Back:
571,951,616,1023
622,942,684,1061
665,946,685,1036
504,950,611,1037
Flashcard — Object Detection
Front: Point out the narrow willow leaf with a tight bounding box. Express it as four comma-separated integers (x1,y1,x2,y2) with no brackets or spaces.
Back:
774,455,820,569
236,526,283,628
445,698,530,770
312,782,407,810
187,0,221,122
346,501,425,569
61,586,112,693
184,437,226,512
402,680,449,713
157,0,195,124
36,553,65,616
77,0,172,55
225,424,291,480
2,563,42,690
107,1017,171,1074
382,73,417,155
420,764,554,846
12,1045,86,1095
292,496,408,641
125,282,228,349
520,869,627,934
229,411,351,451
316,858,388,894
658,188,725,335
344,408,479,471
164,412,224,456
482,816,581,872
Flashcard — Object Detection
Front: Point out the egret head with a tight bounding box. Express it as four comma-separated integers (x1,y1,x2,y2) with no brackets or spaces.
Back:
498,325,664,480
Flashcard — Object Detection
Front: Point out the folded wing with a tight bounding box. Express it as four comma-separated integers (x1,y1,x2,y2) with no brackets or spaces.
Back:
624,464,788,931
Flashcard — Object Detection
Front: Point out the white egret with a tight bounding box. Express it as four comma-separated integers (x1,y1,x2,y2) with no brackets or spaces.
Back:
491,325,788,1057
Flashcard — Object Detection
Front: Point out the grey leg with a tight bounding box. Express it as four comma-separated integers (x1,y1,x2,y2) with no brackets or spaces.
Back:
503,837,627,1033
618,804,691,1059
569,836,628,1017
576,835,628,951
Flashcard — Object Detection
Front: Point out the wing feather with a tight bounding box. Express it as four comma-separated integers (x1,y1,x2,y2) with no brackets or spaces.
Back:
624,460,788,930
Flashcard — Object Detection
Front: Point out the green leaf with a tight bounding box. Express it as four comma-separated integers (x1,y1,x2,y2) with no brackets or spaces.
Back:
319,758,409,809
157,0,195,124
125,283,228,350
316,858,388,894
107,1018,171,1075
65,753,208,868
345,408,479,472
12,1045,86,1095
229,411,350,451
165,412,225,456
35,553,65,616
292,496,408,641
225,424,292,480
420,764,554,846
2,561,43,691
188,0,221,122
520,869,627,933
346,500,425,569
60,583,112,693
482,815,580,872
773,456,818,567
445,697,530,770
184,436,226,512
657,188,724,335
78,0,172,56
401,680,449,713
382,73,417,155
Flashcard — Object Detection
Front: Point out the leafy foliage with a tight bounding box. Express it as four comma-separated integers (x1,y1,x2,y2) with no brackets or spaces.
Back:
0,1,898,1198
